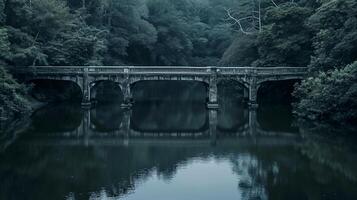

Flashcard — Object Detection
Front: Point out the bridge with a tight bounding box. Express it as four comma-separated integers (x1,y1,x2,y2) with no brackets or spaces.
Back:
12,66,307,108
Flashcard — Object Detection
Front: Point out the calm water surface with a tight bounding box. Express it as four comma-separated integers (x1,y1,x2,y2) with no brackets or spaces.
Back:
1,101,357,200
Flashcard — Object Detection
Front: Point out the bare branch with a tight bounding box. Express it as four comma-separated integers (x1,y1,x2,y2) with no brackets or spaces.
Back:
225,8,256,35
270,0,279,7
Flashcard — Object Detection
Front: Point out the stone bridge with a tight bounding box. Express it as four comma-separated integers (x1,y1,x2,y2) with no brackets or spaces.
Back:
12,66,307,108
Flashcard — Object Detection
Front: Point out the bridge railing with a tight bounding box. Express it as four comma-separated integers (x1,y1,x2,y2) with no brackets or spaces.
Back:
255,67,307,75
128,66,212,75
10,66,308,76
218,67,307,75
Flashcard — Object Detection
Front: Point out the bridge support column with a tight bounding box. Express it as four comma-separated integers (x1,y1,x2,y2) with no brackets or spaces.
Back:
248,77,259,108
121,82,133,109
243,88,249,102
207,68,219,109
80,69,92,108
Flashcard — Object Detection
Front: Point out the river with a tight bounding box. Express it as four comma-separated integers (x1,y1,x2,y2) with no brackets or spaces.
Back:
0,101,357,200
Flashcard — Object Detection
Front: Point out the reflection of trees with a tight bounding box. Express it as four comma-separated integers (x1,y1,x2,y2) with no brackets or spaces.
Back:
230,154,268,200
0,142,213,200
2,133,357,200
0,117,31,152
299,121,357,182
30,104,83,133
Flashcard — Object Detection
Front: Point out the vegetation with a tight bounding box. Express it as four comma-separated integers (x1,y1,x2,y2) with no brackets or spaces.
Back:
293,62,357,123
0,66,31,119
0,0,241,67
221,0,357,124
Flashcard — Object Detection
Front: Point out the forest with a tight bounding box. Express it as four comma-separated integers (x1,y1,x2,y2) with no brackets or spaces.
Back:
0,0,356,124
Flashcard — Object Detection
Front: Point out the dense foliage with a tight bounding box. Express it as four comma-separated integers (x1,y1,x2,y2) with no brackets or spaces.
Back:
0,66,31,119
0,0,241,67
221,0,357,124
294,62,357,123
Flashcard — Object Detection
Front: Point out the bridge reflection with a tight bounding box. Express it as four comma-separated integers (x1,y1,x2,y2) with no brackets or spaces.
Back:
15,102,300,146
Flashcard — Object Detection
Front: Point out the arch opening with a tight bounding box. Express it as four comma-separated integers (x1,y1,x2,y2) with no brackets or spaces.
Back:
131,80,208,103
28,79,82,103
30,103,82,134
257,79,301,106
218,79,248,102
256,79,301,132
90,81,124,104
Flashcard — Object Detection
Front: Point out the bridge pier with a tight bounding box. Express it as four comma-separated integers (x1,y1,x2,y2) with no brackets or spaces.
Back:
121,81,133,109
248,77,259,108
207,68,219,109
79,71,92,108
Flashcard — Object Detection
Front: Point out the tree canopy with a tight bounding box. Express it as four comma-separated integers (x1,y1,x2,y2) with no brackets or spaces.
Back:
0,0,240,67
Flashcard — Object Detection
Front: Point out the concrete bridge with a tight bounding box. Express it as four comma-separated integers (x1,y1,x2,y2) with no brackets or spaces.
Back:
12,66,307,108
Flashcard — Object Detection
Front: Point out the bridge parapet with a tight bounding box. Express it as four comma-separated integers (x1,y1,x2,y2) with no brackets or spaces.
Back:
218,67,307,75
11,66,307,76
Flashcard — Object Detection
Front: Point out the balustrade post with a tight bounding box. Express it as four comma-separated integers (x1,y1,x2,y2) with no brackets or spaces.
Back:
207,67,219,109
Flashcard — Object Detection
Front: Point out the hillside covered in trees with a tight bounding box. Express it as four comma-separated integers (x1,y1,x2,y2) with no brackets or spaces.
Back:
0,0,356,124
0,0,239,67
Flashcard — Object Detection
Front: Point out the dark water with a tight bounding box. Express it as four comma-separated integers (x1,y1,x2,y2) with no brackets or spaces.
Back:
1,101,357,200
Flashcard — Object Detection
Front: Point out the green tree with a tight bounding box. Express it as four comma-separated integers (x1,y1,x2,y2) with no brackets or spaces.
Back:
308,0,357,72
256,3,313,67
221,2,313,67
0,67,31,119
293,61,357,124
0,0,5,25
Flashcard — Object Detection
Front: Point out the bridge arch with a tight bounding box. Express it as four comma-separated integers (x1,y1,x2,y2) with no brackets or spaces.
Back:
217,79,249,101
89,80,124,104
130,80,209,102
27,79,83,103
257,79,301,105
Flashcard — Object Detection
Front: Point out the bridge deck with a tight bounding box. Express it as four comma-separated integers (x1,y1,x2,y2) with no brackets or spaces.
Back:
12,66,307,76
